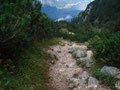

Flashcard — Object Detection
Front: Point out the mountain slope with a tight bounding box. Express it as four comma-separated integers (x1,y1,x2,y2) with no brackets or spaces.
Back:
41,5,82,21
80,0,120,30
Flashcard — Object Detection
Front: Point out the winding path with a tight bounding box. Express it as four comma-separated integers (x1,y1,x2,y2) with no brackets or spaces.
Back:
47,40,108,90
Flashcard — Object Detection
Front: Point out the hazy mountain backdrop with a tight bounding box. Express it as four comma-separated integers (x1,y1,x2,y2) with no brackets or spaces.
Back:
40,0,94,21
41,5,82,21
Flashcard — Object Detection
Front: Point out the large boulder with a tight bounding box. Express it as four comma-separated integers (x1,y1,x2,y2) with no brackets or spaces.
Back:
100,66,120,79
88,76,99,88
77,56,93,68
76,50,87,58
75,50,93,68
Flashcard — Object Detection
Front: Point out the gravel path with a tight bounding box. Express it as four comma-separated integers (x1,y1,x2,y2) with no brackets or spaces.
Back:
48,41,86,90
48,40,108,90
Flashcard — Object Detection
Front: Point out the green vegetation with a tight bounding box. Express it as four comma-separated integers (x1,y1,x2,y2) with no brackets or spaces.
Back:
76,60,86,68
82,0,120,32
0,0,60,89
89,62,117,90
56,0,120,89
56,19,96,42
0,38,60,90
0,0,120,89
88,32,120,66
0,0,59,62
58,0,120,67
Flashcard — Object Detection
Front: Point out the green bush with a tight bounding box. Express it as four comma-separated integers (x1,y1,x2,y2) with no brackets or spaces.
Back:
94,69,117,86
0,0,57,63
0,0,33,63
89,32,120,66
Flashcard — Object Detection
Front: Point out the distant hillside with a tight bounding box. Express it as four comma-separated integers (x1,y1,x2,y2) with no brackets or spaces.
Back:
41,5,82,21
80,0,120,30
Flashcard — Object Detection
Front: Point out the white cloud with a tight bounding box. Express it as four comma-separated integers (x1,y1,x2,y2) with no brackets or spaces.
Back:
63,2,81,8
57,15,72,21
57,17,65,21
39,0,94,10
65,15,72,19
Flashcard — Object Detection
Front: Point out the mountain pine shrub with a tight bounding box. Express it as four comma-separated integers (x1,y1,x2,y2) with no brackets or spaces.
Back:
89,32,120,66
0,0,57,64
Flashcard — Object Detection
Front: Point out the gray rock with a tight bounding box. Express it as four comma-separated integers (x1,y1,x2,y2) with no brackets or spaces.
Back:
78,56,93,67
115,80,120,89
100,66,120,77
50,53,57,59
68,78,80,89
87,50,93,57
115,74,120,79
76,50,87,58
84,42,88,45
68,47,76,53
68,83,75,89
88,77,99,88
49,52,58,64
79,71,90,82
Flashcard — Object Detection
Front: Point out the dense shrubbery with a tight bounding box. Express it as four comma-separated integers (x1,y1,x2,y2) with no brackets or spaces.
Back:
57,18,97,42
0,1,60,89
89,32,120,66
0,0,57,63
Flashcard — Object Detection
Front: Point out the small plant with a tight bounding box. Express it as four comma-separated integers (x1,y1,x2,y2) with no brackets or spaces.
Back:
76,60,81,65
72,51,77,58
76,60,86,68
81,54,87,58
85,78,89,85
69,80,74,84
110,86,117,90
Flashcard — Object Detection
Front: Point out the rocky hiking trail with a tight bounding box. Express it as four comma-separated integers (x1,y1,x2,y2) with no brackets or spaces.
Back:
47,40,111,90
